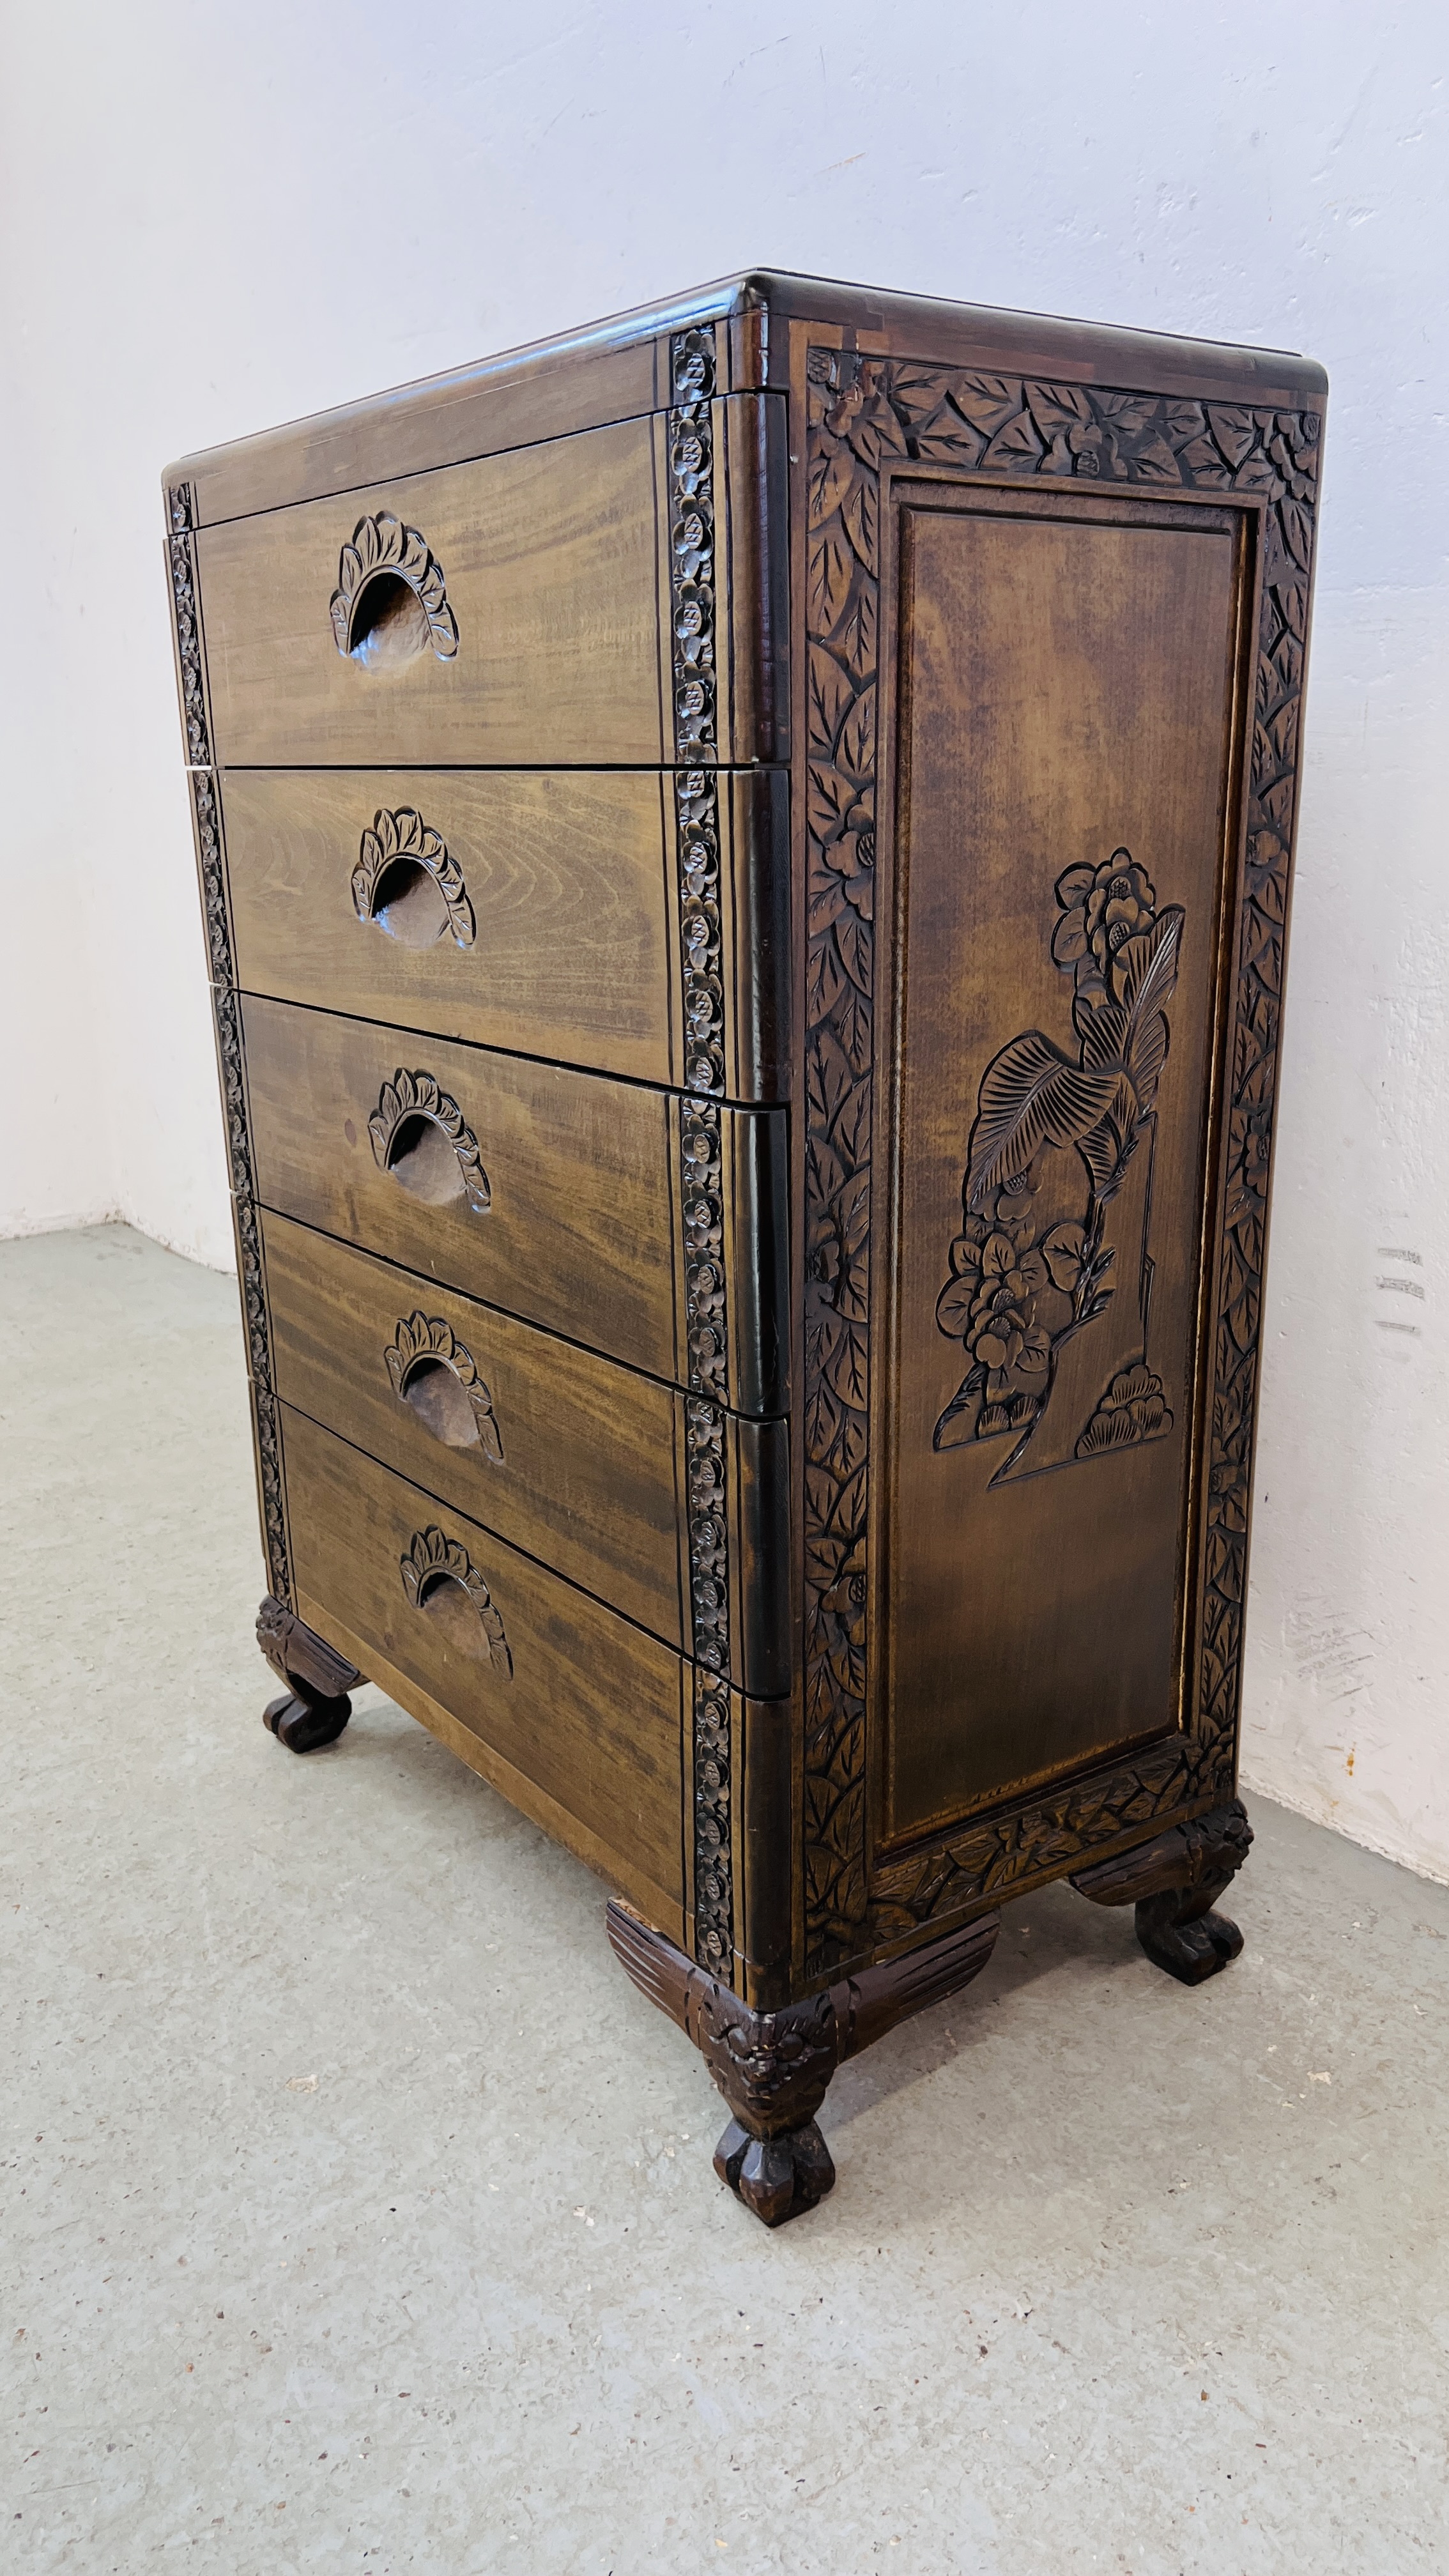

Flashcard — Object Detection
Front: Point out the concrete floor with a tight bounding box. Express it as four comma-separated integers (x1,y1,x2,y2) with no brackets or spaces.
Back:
3,1226,1448,2575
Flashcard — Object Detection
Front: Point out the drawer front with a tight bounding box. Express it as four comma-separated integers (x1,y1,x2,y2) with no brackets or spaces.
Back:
194,417,670,767
220,765,789,1097
241,995,787,1405
264,1211,687,1648
282,1409,686,1927
227,768,674,1085
263,1213,793,1688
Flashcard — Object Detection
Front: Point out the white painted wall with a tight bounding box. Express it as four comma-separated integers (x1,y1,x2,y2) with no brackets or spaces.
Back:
2,2,1445,1873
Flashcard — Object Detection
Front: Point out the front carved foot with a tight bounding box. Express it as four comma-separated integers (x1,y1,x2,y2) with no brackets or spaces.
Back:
608,1902,999,2227
1071,1799,1252,1988
713,2116,836,2227
256,1597,362,1756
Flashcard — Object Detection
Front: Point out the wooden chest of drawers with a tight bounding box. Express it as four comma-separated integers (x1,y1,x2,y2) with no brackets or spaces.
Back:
165,273,1324,2225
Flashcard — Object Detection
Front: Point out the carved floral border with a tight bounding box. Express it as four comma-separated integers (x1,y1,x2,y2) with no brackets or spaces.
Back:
167,483,293,1607
670,325,737,1973
802,351,1319,1973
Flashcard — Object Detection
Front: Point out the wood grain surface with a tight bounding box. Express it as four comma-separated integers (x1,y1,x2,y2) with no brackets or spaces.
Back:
171,332,662,529
243,994,678,1381
167,280,1323,2089
225,769,677,1083
882,483,1245,1838
197,417,669,766
264,1210,689,1648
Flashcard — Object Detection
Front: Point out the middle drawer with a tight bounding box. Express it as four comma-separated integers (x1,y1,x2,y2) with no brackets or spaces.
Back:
263,1210,789,1689
242,995,787,1406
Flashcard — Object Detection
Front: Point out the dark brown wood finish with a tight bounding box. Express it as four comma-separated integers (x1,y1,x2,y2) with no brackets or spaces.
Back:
884,482,1248,1836
263,1211,790,1689
1072,1795,1253,1983
256,1595,362,1752
168,274,1324,2227
241,994,787,1401
794,326,1321,1981
609,1899,999,2225
222,766,788,1097
194,399,785,771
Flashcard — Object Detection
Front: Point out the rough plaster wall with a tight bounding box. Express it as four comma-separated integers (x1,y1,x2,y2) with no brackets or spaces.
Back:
0,2,1444,1866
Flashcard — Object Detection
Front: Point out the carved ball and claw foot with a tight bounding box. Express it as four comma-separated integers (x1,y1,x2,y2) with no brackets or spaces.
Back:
1071,1799,1253,1987
256,1597,364,1755
608,1902,1000,2227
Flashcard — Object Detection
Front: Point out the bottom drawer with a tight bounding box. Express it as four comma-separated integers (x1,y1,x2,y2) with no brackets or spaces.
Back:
281,1408,686,1933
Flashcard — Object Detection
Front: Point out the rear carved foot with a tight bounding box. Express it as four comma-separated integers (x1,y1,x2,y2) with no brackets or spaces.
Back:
1071,1799,1253,1987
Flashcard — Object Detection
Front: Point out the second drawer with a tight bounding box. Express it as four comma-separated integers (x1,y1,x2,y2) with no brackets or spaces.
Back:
263,1212,790,1692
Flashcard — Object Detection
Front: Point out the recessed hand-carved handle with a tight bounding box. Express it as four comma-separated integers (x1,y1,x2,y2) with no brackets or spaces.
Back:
352,806,475,950
400,1525,512,1676
368,1070,491,1215
330,512,458,671
385,1312,504,1459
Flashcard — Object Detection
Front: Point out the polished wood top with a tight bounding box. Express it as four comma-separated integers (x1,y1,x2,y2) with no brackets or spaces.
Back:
164,270,1326,528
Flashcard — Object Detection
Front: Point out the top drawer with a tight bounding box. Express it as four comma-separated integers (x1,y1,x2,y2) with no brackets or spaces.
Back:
188,401,781,769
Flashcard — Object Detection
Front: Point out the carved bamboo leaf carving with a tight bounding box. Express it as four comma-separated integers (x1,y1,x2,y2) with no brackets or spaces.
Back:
965,1034,1125,1208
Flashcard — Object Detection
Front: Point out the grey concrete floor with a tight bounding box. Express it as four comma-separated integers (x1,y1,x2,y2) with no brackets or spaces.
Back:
3,1226,1448,2575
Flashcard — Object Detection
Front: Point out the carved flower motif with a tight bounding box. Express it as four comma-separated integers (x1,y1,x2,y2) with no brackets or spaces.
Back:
1266,422,1319,503
1054,850,1158,992
822,796,876,920
806,1171,868,1324
670,419,709,498
808,1202,843,1298
674,582,712,668
935,1208,1091,1445
673,509,712,585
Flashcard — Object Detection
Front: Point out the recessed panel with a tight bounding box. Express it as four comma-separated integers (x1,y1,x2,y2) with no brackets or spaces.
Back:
884,492,1242,1841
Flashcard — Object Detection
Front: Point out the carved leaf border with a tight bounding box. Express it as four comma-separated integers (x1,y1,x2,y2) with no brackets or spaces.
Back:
166,482,294,1609
670,326,737,1979
802,350,1320,1974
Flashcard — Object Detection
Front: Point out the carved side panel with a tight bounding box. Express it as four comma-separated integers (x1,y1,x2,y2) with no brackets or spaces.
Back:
167,482,292,1606
801,354,1320,1972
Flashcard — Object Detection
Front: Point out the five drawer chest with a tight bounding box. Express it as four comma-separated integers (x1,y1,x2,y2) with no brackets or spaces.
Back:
165,272,1324,2224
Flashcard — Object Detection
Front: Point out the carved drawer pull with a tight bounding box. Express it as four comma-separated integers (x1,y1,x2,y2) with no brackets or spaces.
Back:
368,1069,491,1215
330,511,458,671
401,1526,512,1676
384,1312,503,1460
352,806,475,951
